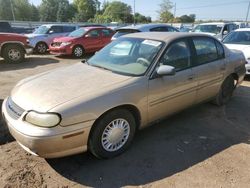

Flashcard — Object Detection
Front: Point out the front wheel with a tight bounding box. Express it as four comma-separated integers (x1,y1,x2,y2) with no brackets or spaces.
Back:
213,75,236,106
2,44,25,63
88,109,136,159
72,46,84,58
35,42,48,54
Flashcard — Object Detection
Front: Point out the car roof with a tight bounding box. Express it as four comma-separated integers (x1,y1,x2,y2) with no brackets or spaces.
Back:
117,23,173,31
235,28,250,31
122,32,217,43
80,26,108,29
199,22,231,26
42,24,77,27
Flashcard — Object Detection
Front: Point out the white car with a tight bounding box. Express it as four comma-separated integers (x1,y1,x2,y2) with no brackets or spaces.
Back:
223,28,250,75
192,22,237,40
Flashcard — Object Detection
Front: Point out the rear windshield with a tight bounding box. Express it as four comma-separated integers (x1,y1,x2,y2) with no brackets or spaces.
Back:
113,29,140,38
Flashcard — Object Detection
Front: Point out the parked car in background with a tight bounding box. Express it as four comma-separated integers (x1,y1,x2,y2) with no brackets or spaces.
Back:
25,24,78,54
49,27,114,57
0,21,33,34
2,32,246,159
111,23,179,40
0,33,33,63
234,22,247,29
223,28,250,75
192,22,237,40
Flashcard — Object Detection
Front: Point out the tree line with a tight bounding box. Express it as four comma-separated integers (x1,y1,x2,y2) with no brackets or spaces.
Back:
0,0,195,23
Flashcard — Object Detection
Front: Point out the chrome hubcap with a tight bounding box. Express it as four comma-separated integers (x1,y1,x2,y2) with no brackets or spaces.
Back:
37,43,47,53
8,49,21,61
101,119,130,152
74,47,83,57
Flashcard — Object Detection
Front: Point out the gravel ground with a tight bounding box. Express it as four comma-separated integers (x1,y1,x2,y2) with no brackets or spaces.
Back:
0,55,250,188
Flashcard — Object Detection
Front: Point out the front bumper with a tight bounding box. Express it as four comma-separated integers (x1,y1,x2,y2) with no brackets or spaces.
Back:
2,98,94,158
49,45,72,55
246,64,250,75
24,45,33,55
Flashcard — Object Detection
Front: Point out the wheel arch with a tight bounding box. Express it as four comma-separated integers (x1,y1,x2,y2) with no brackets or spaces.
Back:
0,42,25,57
87,104,142,146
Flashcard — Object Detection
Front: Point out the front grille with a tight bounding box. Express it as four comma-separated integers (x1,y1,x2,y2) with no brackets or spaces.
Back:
6,97,25,120
51,42,61,47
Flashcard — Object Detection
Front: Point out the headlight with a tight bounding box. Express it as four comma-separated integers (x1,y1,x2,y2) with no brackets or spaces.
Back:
61,42,72,47
25,111,61,127
26,38,30,44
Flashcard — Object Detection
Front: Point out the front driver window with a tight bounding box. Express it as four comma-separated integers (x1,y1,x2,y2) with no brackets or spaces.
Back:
159,40,191,71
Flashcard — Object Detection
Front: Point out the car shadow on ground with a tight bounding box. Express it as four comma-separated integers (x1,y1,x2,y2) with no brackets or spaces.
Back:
54,53,94,60
0,56,59,72
47,85,250,188
0,99,14,145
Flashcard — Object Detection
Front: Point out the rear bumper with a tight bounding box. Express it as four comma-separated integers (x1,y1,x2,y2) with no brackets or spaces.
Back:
2,98,94,158
245,64,250,75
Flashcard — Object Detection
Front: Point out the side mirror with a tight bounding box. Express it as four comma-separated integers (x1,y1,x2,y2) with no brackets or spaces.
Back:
223,30,228,35
157,65,176,76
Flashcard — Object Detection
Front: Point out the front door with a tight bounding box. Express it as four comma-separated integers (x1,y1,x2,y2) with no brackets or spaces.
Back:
148,39,198,123
84,29,102,52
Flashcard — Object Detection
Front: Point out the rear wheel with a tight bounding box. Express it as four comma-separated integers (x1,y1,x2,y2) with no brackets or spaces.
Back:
35,42,48,54
72,46,84,58
2,44,25,63
88,109,136,159
213,75,236,106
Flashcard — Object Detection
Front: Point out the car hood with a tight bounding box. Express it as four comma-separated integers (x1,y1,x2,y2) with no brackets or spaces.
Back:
25,33,47,38
53,36,76,43
11,63,133,112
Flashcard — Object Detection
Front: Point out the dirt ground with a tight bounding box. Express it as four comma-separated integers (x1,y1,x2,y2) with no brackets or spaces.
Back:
0,55,250,188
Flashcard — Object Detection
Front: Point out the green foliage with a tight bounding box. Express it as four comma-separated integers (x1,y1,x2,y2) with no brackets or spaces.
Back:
158,0,174,23
176,14,196,23
0,0,151,23
73,0,99,22
0,0,13,20
103,1,133,23
134,13,151,23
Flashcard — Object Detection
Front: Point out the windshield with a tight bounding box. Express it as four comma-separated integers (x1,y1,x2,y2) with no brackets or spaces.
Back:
68,28,87,37
113,29,139,38
193,25,222,34
223,31,250,45
88,38,163,76
33,25,49,34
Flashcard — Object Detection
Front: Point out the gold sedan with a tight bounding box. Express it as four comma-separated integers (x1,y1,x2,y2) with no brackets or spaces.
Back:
2,32,246,159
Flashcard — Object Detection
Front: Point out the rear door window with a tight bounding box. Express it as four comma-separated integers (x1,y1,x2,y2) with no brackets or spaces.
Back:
192,37,218,65
48,26,63,34
63,26,76,33
150,27,169,32
102,29,113,37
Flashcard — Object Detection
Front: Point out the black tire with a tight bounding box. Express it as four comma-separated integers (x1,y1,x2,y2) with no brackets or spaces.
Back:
35,42,48,54
88,109,136,159
213,75,236,106
2,44,25,63
72,45,84,58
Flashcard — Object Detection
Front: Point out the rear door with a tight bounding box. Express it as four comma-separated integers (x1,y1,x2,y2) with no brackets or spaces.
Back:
100,29,114,46
148,38,198,123
84,29,102,52
190,36,226,104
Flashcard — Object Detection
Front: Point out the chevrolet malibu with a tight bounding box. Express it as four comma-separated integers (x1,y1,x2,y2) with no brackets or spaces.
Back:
2,33,246,159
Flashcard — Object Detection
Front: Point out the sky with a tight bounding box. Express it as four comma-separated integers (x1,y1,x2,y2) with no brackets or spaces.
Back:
30,0,250,21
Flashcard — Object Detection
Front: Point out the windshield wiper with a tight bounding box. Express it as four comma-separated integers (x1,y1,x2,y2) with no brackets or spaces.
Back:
90,64,113,72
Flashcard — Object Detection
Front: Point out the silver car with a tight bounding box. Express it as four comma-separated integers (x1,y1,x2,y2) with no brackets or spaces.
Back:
26,24,78,54
2,32,246,159
111,23,179,40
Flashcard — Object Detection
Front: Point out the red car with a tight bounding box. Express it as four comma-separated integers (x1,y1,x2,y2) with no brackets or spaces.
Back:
0,33,33,63
49,27,114,57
